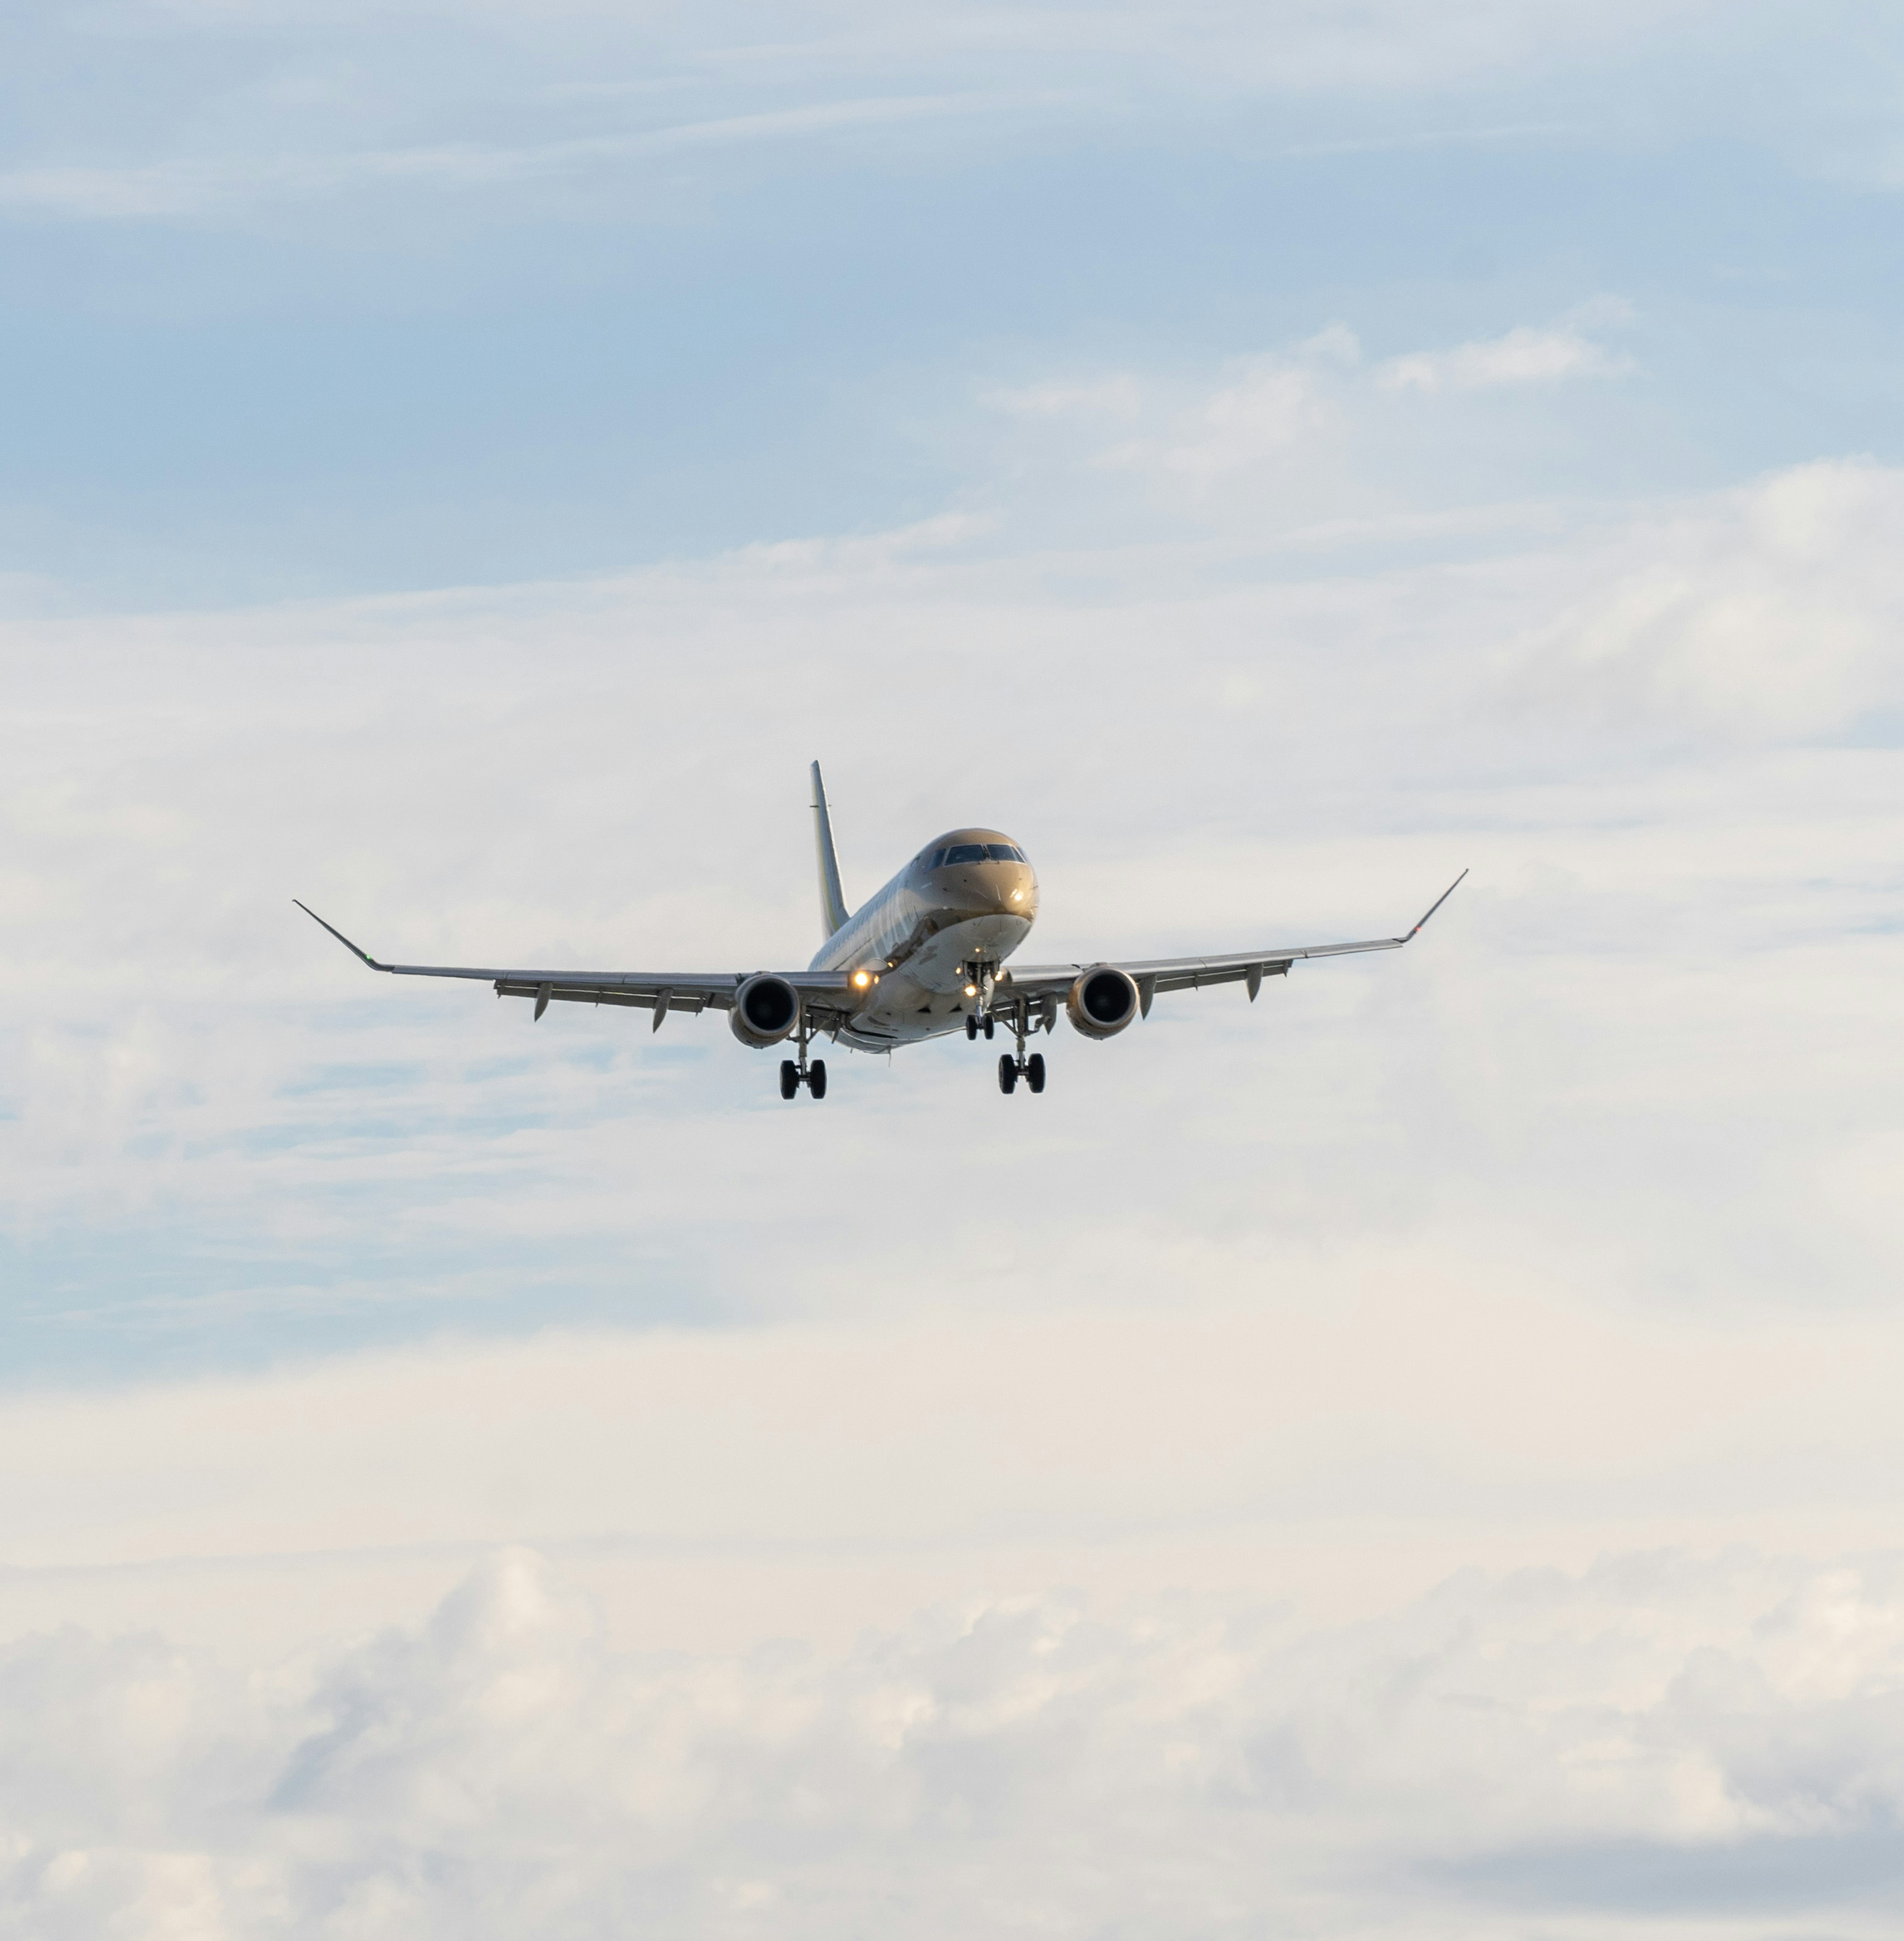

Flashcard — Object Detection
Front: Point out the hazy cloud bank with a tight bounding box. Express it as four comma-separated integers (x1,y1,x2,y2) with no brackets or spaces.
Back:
7,1544,1904,1938
0,454,1899,1366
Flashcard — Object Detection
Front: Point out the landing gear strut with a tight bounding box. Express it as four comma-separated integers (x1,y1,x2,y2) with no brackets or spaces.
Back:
778,1022,828,1100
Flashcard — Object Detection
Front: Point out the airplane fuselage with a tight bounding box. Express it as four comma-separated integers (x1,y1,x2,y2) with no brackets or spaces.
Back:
810,827,1038,1051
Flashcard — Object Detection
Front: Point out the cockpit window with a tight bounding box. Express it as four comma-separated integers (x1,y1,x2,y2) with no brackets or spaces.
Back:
926,848,947,868
985,844,1024,863
943,843,988,865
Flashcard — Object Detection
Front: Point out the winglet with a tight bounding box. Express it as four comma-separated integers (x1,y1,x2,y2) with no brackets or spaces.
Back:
1403,869,1468,942
294,900,392,972
809,761,850,941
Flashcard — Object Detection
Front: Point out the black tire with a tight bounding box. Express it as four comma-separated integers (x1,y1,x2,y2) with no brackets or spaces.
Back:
998,1054,1017,1094
983,1016,995,1040
965,1014,978,1040
1025,1053,1046,1093
779,1060,799,1100
809,1059,828,1099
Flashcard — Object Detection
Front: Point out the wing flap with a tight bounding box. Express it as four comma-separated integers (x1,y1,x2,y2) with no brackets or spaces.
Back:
493,981,715,1014
1146,960,1293,995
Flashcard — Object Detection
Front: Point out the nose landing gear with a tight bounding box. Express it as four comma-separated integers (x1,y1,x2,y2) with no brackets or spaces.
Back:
961,964,1001,1042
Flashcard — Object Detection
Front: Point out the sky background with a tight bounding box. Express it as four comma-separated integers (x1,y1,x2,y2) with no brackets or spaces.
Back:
3,1,1904,1935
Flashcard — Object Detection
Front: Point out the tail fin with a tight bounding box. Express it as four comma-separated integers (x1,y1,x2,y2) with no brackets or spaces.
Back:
810,761,849,940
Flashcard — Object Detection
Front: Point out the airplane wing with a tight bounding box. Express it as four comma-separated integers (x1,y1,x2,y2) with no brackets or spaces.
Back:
994,870,1467,1018
293,903,856,1030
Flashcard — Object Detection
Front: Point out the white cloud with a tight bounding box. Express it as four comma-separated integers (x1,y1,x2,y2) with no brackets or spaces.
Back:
1098,341,1350,487
53,0,1732,96
5,1543,1904,1936
1153,360,1334,477
1507,457,1904,732
1007,312,1631,512
1378,323,1632,393
0,0,1765,230
0,94,1020,222
982,375,1144,420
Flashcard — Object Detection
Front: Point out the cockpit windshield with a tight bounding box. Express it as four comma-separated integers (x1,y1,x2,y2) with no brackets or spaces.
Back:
933,842,1026,867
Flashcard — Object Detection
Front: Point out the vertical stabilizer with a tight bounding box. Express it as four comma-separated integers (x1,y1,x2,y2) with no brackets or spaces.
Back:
810,761,849,940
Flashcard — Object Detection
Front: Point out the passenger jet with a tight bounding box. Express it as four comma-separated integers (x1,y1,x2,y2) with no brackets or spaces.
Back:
298,763,1464,1100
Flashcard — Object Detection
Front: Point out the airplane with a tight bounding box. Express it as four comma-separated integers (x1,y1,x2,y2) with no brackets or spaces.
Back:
297,762,1465,1101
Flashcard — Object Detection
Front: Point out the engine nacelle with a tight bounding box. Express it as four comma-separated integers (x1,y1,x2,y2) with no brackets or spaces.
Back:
729,973,801,1047
1067,965,1141,1039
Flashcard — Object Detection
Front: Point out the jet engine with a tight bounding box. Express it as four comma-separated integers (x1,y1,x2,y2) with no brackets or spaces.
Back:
729,973,801,1047
1066,965,1140,1039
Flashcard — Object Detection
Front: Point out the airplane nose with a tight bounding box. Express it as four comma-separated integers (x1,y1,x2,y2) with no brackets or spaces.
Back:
948,859,1037,918
1000,868,1037,916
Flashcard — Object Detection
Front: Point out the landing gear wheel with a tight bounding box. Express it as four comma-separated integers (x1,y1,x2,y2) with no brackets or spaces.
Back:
1025,1053,1045,1093
965,1015,978,1041
808,1059,828,1100
779,1060,799,1100
998,1054,1017,1094
983,1016,995,1041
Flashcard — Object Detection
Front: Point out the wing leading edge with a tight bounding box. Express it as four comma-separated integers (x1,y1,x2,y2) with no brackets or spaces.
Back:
292,902,854,1027
996,869,1467,1013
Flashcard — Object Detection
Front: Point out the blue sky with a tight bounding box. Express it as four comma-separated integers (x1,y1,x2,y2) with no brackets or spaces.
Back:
3,1,1903,600
4,4,1904,1936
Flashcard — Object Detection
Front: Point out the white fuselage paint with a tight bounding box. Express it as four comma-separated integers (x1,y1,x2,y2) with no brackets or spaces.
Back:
809,827,1039,1052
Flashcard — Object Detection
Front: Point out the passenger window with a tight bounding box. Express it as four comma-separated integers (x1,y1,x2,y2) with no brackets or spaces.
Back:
985,844,1022,862
945,843,987,865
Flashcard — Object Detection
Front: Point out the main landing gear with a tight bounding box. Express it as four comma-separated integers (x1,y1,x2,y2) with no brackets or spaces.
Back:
778,1023,827,1100
779,1057,827,1099
961,964,1047,1096
994,1000,1048,1096
998,1051,1046,1095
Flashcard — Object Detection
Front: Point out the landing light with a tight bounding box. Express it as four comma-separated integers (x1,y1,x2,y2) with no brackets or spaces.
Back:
852,969,873,989
964,983,978,997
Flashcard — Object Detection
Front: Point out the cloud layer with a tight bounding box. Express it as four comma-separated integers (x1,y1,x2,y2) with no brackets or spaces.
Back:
2,419,1900,1366
8,1542,1904,1938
